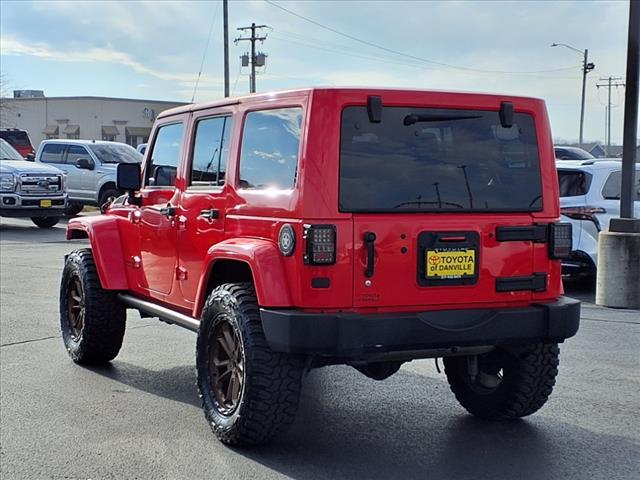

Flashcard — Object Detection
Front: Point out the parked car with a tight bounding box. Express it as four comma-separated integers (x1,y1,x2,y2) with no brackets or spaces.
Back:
35,139,142,215
554,145,594,161
0,128,35,159
0,138,67,228
558,159,640,280
60,88,579,446
136,143,147,155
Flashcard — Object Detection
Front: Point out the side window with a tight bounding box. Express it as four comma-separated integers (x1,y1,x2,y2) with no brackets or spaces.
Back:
603,169,640,200
40,143,66,163
602,171,621,199
190,116,232,187
66,145,91,165
558,170,590,197
239,107,302,190
145,123,184,187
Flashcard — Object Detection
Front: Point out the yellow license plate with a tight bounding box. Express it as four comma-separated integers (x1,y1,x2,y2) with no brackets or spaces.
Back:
40,199,52,208
426,249,476,278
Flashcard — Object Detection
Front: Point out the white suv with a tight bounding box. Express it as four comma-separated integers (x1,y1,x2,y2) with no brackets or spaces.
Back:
558,160,640,279
35,139,142,215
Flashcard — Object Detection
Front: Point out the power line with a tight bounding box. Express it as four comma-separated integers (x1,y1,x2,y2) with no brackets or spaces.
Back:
264,0,579,75
191,1,220,102
269,31,581,80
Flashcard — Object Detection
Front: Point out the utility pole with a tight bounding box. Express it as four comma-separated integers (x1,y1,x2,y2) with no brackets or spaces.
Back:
551,43,595,144
235,23,268,93
223,0,229,98
596,76,625,154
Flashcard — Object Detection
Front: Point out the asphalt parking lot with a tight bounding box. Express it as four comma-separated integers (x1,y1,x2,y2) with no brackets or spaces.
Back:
1,216,639,480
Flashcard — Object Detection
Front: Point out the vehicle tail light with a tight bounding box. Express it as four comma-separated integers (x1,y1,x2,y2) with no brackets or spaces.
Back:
549,223,572,259
304,225,336,265
560,206,606,230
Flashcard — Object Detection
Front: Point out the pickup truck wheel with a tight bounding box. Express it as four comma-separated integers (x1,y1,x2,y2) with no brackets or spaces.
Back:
196,282,303,446
64,203,84,216
99,188,121,209
59,249,126,364
443,343,560,420
31,217,59,228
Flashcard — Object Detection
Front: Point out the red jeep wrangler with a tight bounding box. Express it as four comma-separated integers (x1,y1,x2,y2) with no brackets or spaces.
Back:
60,88,580,445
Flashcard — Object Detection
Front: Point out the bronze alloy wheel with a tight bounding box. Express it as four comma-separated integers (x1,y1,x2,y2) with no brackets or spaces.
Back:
67,276,85,340
209,319,245,415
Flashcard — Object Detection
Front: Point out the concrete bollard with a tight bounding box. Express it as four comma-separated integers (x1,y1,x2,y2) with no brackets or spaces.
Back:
595,231,640,308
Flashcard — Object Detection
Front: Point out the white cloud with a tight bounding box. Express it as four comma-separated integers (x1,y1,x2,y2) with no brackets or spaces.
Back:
1,35,223,90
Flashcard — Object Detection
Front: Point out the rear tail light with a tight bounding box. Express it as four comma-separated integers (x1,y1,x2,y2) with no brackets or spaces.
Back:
304,224,336,265
549,223,572,259
560,206,606,230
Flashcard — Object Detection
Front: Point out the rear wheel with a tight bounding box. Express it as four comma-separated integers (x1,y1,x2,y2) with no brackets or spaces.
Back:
31,216,59,228
59,249,126,364
196,282,304,445
443,343,560,420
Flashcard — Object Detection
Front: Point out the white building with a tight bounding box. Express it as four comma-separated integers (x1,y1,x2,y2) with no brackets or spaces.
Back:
0,95,187,148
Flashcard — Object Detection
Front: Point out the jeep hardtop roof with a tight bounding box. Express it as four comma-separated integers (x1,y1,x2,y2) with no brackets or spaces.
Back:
158,87,545,119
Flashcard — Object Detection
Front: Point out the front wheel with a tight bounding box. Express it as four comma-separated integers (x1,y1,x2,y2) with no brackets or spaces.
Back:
196,283,304,446
31,216,59,228
444,343,560,420
59,249,126,364
99,188,121,209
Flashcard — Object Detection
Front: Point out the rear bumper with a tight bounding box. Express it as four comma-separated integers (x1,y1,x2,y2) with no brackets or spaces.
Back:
260,297,580,358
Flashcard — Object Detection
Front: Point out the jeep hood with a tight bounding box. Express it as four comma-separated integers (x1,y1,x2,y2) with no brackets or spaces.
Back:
0,160,64,175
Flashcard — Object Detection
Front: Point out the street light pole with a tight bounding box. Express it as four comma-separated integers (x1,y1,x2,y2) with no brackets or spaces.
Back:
551,43,595,144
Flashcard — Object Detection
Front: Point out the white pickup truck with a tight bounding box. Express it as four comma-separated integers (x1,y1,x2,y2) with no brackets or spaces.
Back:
35,139,142,215
0,139,67,228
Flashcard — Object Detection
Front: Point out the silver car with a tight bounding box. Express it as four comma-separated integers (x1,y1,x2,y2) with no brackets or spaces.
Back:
35,139,142,215
558,159,640,280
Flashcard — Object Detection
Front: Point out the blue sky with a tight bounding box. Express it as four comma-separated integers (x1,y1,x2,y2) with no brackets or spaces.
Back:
0,0,631,144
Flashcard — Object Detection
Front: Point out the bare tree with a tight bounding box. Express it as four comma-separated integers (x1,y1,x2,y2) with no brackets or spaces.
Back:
0,74,19,128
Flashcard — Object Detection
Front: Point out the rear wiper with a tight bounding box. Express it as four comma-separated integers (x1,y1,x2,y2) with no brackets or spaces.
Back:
403,113,481,126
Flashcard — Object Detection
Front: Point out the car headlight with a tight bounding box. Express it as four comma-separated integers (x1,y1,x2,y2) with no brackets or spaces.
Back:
0,173,16,192
60,173,67,192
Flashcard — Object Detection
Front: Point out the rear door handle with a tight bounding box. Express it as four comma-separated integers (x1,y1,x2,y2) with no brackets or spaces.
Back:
364,231,376,278
199,209,220,220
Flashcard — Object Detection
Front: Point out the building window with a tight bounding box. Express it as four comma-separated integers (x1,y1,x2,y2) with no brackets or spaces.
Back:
66,133,80,140
46,134,58,140
102,134,116,142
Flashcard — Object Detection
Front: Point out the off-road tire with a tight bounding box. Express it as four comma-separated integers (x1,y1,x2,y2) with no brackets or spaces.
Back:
64,202,84,216
59,248,126,364
31,216,59,228
444,343,560,420
196,282,304,446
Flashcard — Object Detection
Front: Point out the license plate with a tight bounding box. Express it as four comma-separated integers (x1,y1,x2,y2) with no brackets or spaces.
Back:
40,199,52,208
426,248,476,279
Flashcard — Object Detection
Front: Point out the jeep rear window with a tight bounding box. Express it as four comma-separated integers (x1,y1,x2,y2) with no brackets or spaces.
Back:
0,130,30,146
239,108,302,190
339,106,543,212
558,169,591,197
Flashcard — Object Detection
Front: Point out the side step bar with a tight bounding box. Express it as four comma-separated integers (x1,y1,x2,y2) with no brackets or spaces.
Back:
118,293,200,332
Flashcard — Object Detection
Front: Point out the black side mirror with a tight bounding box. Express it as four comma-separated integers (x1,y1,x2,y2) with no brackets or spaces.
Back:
117,163,142,206
25,153,35,161
76,158,95,170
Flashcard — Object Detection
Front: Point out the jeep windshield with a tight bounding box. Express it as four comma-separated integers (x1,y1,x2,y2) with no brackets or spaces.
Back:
88,144,142,164
339,106,543,212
